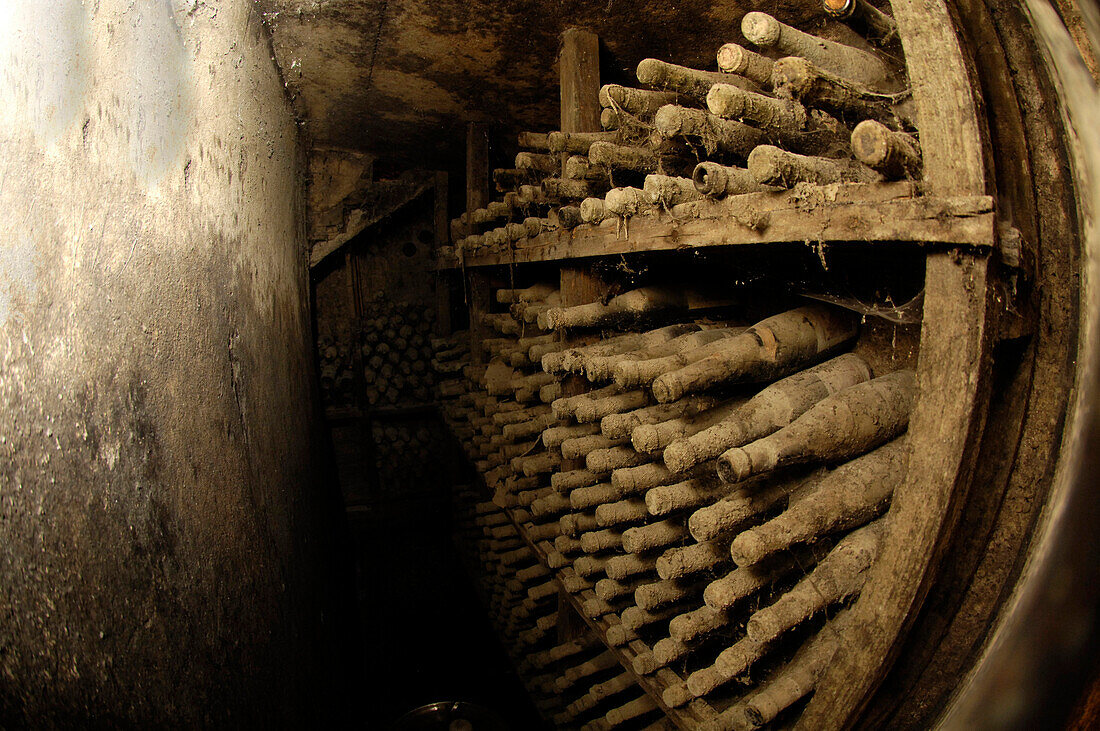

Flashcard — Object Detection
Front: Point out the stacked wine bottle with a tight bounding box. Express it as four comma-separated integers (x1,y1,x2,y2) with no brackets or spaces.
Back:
360,298,437,407
437,276,916,728
451,483,675,729
437,2,922,726
445,7,917,263
318,334,357,409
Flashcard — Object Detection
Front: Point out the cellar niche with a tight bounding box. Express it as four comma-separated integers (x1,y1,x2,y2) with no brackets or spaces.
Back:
0,0,1097,729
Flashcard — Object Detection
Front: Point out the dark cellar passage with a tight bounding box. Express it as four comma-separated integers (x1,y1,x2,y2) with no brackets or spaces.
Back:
348,501,545,726
1,1,1099,730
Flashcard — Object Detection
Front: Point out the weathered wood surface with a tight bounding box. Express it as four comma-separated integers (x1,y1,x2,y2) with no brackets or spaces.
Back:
309,178,433,268
465,123,493,363
796,0,995,727
439,182,994,268
560,29,602,145
557,27,606,409
433,171,452,337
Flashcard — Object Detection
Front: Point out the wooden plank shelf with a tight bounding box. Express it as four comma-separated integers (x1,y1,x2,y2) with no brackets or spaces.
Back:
437,182,995,270
498,502,717,730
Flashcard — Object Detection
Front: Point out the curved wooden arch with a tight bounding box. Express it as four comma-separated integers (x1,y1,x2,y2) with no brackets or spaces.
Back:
798,0,996,726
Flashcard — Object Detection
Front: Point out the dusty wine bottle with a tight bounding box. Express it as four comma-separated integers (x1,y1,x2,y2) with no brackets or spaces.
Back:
670,605,732,643
584,324,709,383
650,305,860,403
686,635,770,699
635,577,705,611
643,174,705,207
514,151,559,174
544,422,602,450
745,520,884,643
570,482,622,511
663,353,873,473
851,119,922,179
601,395,721,440
603,186,652,216
772,56,898,124
587,445,653,474
553,385,621,417
741,12,897,91
656,539,732,580
823,0,898,41
637,58,758,100
599,83,682,116
594,497,650,527
544,178,599,202
573,390,651,424
613,327,748,389
611,461,706,495
692,161,773,198
606,553,658,581
703,548,813,610
579,196,609,224
580,528,623,554
710,611,851,730
653,105,765,158
730,437,905,565
716,42,775,85
706,84,848,155
688,474,806,542
588,142,659,174
547,130,620,154
552,468,601,493
645,475,732,516
518,131,551,150
552,325,697,375
560,511,601,536
717,369,916,483
632,401,744,454
562,433,628,460
747,144,878,187
595,576,646,601
542,287,687,330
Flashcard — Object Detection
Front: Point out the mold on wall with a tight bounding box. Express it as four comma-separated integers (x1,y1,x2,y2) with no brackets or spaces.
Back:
0,1,351,725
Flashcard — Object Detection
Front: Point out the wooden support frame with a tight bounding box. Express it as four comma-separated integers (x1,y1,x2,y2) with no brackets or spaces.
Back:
439,184,995,269
433,170,453,337
797,0,995,726
465,122,494,364
447,8,1015,727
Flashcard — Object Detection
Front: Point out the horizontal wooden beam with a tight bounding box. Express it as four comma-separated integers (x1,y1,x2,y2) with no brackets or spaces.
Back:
438,183,995,269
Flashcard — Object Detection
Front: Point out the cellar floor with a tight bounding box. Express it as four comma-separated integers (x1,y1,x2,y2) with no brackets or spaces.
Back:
347,490,546,727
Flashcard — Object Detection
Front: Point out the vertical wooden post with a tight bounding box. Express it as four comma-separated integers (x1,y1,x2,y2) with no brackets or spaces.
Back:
556,29,604,644
558,29,605,311
466,123,491,223
559,28,602,166
465,122,493,363
557,29,605,326
433,170,452,337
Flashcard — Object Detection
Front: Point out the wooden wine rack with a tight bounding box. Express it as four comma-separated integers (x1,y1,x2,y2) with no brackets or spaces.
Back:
436,182,993,269
432,0,1005,726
